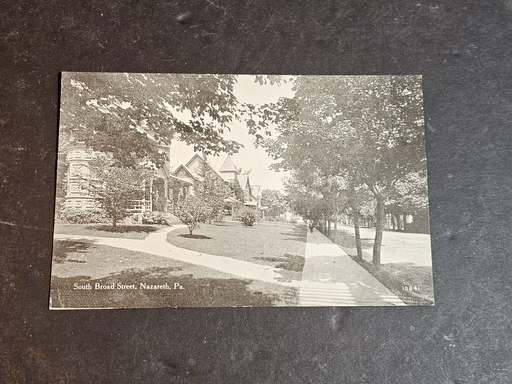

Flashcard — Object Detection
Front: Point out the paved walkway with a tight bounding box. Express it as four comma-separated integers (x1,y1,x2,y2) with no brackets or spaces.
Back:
299,229,405,306
55,225,405,306
54,226,300,287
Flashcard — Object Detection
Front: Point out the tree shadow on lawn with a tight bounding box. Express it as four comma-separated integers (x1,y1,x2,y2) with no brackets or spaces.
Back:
52,240,96,264
331,229,374,249
87,225,161,233
210,222,230,227
256,253,305,272
355,259,434,305
178,234,212,240
50,267,280,308
279,225,307,243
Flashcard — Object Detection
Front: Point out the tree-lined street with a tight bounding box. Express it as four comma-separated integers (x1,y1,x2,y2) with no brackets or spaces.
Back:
52,73,433,307
261,75,428,268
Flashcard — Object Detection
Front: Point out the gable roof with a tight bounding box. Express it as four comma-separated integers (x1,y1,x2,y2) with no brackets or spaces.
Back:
219,155,238,173
185,154,204,169
168,174,193,185
184,153,225,181
172,164,198,181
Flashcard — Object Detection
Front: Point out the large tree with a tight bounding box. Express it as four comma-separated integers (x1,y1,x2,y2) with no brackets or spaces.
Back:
284,170,345,237
194,157,232,223
87,160,151,228
59,73,250,168
262,75,426,266
261,189,288,218
386,171,429,232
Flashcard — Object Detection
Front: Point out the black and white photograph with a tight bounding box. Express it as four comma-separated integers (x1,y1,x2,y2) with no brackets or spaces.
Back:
50,73,433,309
4,1,512,381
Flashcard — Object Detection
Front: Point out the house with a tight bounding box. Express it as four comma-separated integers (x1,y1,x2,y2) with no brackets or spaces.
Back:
170,154,262,209
57,141,262,216
216,156,261,208
57,141,174,215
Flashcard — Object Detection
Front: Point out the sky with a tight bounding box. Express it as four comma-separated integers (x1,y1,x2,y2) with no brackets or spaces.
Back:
170,75,296,191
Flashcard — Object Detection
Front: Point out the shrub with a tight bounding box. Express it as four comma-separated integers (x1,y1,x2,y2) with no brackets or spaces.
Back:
213,213,225,223
142,211,174,226
172,196,211,235
61,208,109,224
237,207,259,227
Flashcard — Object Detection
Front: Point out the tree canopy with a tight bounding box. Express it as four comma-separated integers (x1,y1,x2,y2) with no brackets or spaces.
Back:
260,189,288,218
261,75,427,265
194,158,232,222
60,73,251,168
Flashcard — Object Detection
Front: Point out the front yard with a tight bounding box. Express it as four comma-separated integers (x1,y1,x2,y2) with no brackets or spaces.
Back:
53,224,167,240
50,240,296,308
166,221,307,275
50,221,306,308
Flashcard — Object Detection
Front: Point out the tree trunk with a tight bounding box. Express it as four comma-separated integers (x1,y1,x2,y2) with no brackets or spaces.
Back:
373,197,385,267
353,211,363,261
112,217,117,229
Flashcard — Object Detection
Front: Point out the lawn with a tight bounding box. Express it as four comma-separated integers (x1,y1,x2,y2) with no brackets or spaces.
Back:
50,239,297,308
330,225,434,305
53,223,168,240
166,222,307,275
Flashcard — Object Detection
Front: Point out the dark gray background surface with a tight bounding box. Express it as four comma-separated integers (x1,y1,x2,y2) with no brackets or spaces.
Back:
1,0,511,382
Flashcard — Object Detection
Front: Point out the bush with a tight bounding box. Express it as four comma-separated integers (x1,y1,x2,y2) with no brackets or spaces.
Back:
237,207,259,227
213,213,225,223
142,211,174,226
172,196,211,235
61,208,109,224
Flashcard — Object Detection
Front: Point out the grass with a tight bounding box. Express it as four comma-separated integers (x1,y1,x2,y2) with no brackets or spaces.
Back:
50,239,297,308
330,226,434,305
53,223,167,240
166,221,307,276
352,260,434,305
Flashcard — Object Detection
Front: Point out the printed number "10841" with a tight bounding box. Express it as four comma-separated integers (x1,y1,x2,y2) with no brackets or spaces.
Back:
402,285,420,292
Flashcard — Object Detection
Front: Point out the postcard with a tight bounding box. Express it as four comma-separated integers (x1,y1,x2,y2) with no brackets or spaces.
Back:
50,73,433,309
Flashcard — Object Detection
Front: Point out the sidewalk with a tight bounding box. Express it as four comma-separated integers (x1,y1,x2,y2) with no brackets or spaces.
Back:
299,229,405,306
